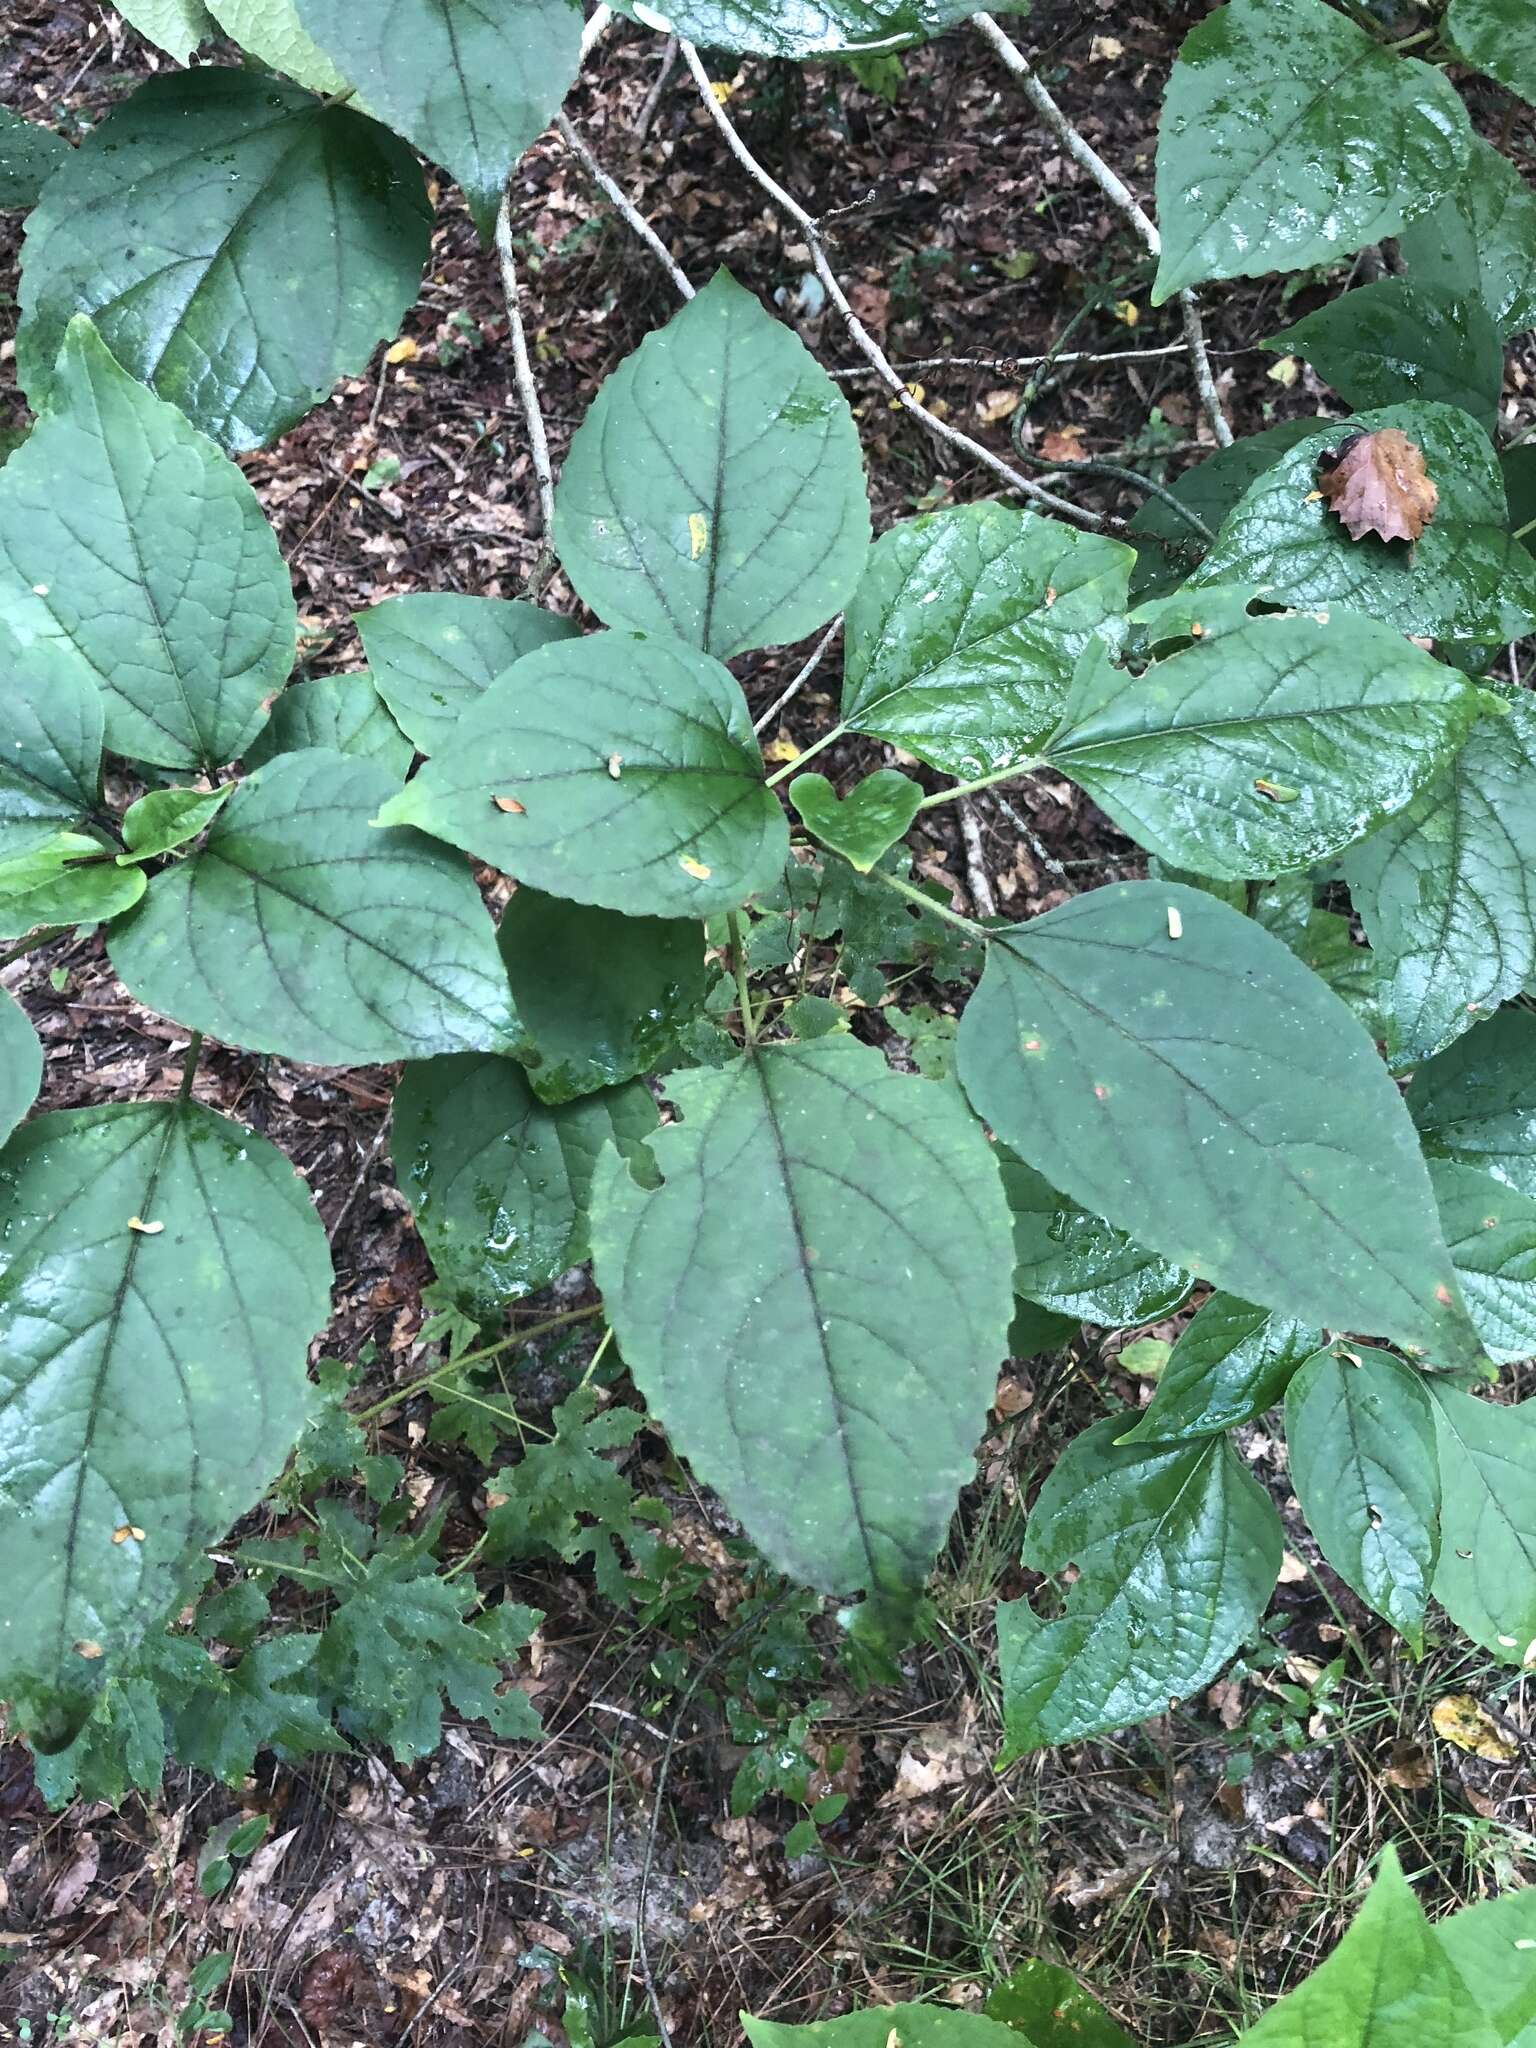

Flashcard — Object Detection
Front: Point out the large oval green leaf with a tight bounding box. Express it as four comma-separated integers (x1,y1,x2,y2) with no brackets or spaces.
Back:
0,621,103,861
1398,134,1536,340
1119,1292,1318,1444
356,592,578,755
1408,1009,1536,1200
0,1100,332,1733
553,270,871,659
377,631,789,919
295,0,582,233
17,71,431,452
0,989,42,1150
1152,0,1470,302
839,503,1133,779
956,881,1484,1370
590,1039,1014,1601
1267,280,1506,428
0,320,296,772
610,0,1023,56
110,750,520,1065
1432,1385,1536,1665
1046,606,1481,881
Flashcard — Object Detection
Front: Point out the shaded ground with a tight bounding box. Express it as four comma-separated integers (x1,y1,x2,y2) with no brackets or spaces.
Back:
3,4,1536,2044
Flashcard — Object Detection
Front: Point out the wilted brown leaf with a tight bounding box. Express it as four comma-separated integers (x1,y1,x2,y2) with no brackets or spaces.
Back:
1041,425,1086,463
1318,428,1438,544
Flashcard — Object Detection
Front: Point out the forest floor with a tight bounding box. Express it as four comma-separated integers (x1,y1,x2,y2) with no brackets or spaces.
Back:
2,3,1536,2044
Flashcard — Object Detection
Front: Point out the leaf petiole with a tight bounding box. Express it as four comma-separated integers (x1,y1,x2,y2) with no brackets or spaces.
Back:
764,722,847,788
917,758,1044,811
864,861,990,939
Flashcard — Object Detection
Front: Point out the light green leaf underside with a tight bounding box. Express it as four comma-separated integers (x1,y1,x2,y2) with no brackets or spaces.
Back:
1152,0,1470,301
1431,1386,1536,1664
119,785,229,862
956,881,1483,1370
0,107,69,211
244,674,412,778
17,70,431,452
590,1038,1014,1599
0,1100,332,1726
1193,403,1536,647
0,320,296,773
0,835,147,942
999,1418,1281,1756
497,888,708,1105
0,620,103,860
356,592,578,756
1000,1145,1192,1328
116,0,215,60
0,990,42,1150
1444,0,1536,106
1285,1346,1439,1651
1120,1293,1319,1444
377,631,789,919
1435,1890,1536,2048
1046,606,1480,882
1267,279,1505,428
109,750,520,1066
1344,692,1536,1067
1408,1010,1536,1201
840,503,1134,778
553,269,871,659
393,1054,658,1315
206,0,353,94
1396,133,1536,339
1429,1159,1536,1363
295,0,582,232
744,2006,1023,2047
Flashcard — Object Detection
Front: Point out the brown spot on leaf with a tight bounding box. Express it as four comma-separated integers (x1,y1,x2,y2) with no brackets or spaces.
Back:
1317,428,1437,544
493,795,526,814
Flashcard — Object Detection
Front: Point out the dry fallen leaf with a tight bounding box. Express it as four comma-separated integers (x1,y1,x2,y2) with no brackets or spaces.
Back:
1383,1738,1432,1790
1430,1693,1518,1761
1041,424,1086,463
1318,428,1438,544
493,795,526,814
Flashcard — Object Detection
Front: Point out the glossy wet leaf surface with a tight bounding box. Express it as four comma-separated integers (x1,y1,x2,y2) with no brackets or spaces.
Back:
1268,280,1505,427
377,631,789,919
0,621,103,861
357,592,577,756
1128,420,1317,604
957,881,1483,1369
1119,1293,1318,1443
1408,1010,1536,1200
788,769,923,873
244,674,412,778
608,0,1021,55
590,1038,1013,1600
1429,1159,1536,1363
0,988,42,1150
1432,1385,1536,1665
553,270,870,659
1445,0,1536,106
18,70,431,452
0,106,68,210
1398,132,1536,340
1000,1146,1192,1328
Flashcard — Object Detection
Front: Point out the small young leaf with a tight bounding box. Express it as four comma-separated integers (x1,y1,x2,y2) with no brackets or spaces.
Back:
1270,284,1505,429
788,769,923,873
1398,134,1536,342
1432,1385,1536,1665
1408,1009,1536,1200
118,786,231,864
356,592,578,756
553,270,870,659
1285,1346,1440,1653
0,832,146,941
0,619,104,861
1000,1146,1192,1329
1119,1294,1319,1444
0,988,42,1150
244,674,412,778
1429,1159,1536,1364
0,106,68,211
984,1960,1136,2048
1443,0,1536,108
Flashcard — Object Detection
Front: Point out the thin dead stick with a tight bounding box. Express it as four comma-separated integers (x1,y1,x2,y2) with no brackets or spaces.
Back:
971,13,1233,448
635,33,680,140
494,185,558,595
958,799,998,919
581,3,614,60
677,39,1125,535
555,111,695,300
753,616,842,733
829,342,1203,378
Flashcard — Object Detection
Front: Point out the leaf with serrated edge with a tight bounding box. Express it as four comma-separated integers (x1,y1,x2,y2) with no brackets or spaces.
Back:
1045,607,1481,881
956,881,1483,1370
356,592,578,755
1001,1145,1192,1328
18,71,431,452
244,674,411,778
1429,1159,1536,1363
998,1418,1281,1756
0,321,296,772
1120,1293,1319,1443
0,989,41,1149
1409,1010,1536,1200
590,1038,1014,1600
1432,1385,1536,1664
553,271,870,659
0,620,103,861
1286,1346,1439,1652
0,1099,332,1732
377,631,789,919
110,750,520,1066
840,503,1133,778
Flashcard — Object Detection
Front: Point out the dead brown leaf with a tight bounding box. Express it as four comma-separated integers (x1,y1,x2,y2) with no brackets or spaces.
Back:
1318,428,1437,543
1041,424,1087,463
1431,1693,1518,1761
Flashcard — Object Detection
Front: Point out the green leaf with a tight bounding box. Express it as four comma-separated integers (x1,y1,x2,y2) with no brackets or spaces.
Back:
1152,0,1470,303
553,270,870,659
483,1386,651,1605
985,1961,1136,2048
839,503,1133,778
1445,0,1536,106
1000,1146,1192,1328
294,0,582,234
590,1039,1014,1600
376,630,789,919
356,592,578,756
1432,1385,1536,1664
1429,1159,1536,1364
109,750,520,1065
956,881,1484,1370
498,888,708,1104
1408,1010,1536,1200
0,619,104,861
1506,447,1536,558
1242,1847,1497,2046
1285,1345,1440,1652
1044,606,1481,881
0,1099,332,1732
1128,420,1319,604
0,320,297,772
0,833,146,941
0,989,41,1150
1435,1890,1536,2048
1119,1293,1319,1444
204,0,352,94
1196,403,1536,643
1008,1298,1079,1358
1398,134,1536,341
393,1053,658,1314
789,770,923,873
1343,691,1536,1065
119,786,231,864
998,1418,1282,1756
116,0,215,59
1192,404,1536,647
0,107,68,211
1267,280,1506,429
18,70,431,452
743,2008,1023,2047
244,673,412,778
609,0,1022,55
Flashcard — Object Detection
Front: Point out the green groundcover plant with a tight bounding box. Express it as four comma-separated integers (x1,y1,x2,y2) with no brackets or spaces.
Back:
3,0,1536,2029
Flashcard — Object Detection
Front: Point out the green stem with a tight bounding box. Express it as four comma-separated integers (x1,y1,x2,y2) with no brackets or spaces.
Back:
917,758,1043,811
1511,513,1536,546
178,1031,204,1104
354,1301,603,1423
765,722,847,788
866,862,990,940
726,909,758,1042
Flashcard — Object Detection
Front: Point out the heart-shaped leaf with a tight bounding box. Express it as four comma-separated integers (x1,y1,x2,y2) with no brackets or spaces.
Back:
788,769,922,872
